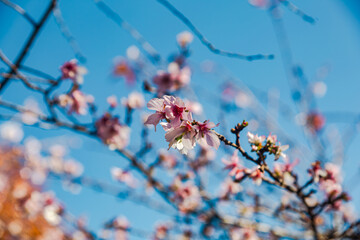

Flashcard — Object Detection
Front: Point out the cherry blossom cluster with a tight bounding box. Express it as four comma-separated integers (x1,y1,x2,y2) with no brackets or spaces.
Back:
60,59,87,85
57,90,94,115
144,95,220,154
170,176,201,213
95,113,130,150
222,151,264,185
247,132,289,160
308,161,350,209
153,62,191,95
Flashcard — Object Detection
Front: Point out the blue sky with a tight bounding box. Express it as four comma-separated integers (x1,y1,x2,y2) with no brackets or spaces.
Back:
1,0,360,238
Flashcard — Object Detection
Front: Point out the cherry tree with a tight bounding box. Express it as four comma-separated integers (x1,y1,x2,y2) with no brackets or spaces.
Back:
0,0,359,239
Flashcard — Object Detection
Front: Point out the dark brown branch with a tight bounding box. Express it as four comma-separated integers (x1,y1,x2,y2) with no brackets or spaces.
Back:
0,0,56,93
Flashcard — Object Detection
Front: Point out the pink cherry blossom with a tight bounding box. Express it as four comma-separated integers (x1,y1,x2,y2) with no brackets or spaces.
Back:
165,120,197,155
274,158,299,176
219,177,242,199
96,113,130,150
194,120,220,149
58,90,92,115
153,62,191,94
231,227,259,240
308,161,327,183
176,31,193,48
121,91,145,109
249,168,263,186
113,59,135,85
163,95,189,127
248,0,269,9
172,179,201,213
154,222,171,240
222,151,246,180
184,99,203,115
144,97,166,130
159,150,177,169
247,132,265,151
111,167,137,188
107,95,118,108
60,59,87,84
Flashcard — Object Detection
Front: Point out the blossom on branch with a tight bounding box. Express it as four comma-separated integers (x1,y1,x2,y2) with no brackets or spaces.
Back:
144,95,219,154
153,62,191,94
60,59,87,84
121,91,145,109
176,31,193,48
58,90,93,115
96,113,130,150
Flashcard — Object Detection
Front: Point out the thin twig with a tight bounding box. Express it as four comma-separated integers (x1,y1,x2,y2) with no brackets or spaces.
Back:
95,0,162,64
156,0,274,61
0,0,37,26
0,0,57,93
53,3,87,63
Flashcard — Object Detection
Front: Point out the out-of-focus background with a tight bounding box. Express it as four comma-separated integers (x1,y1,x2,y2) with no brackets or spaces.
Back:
1,0,360,237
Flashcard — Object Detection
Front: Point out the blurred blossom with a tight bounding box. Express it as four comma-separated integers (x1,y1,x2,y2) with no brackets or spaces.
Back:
22,98,41,125
154,221,171,239
58,90,93,115
126,45,140,60
219,177,242,199
159,149,177,169
0,121,24,143
0,173,8,192
111,167,137,188
221,83,237,103
72,231,87,240
249,168,263,186
294,112,307,126
153,62,191,94
312,81,327,98
200,60,216,73
60,59,87,84
306,112,325,133
172,179,201,213
184,99,203,115
113,58,136,84
96,113,130,150
24,137,42,156
235,91,251,108
305,196,318,208
43,203,62,226
113,216,129,240
121,91,145,109
222,150,246,180
176,31,193,48
231,227,259,240
7,220,23,236
63,159,84,177
107,95,118,108
49,144,67,158
249,0,269,8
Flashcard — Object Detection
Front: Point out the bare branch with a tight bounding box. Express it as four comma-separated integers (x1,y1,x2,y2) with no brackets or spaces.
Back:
0,0,37,26
156,0,274,61
0,0,57,93
95,0,162,64
53,3,87,63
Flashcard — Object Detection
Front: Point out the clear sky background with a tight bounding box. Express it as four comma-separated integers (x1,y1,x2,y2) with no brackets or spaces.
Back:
1,0,360,238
